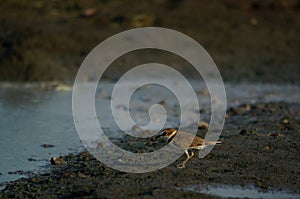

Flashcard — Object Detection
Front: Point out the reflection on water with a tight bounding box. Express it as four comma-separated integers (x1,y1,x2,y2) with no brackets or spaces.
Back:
0,84,83,183
181,184,300,199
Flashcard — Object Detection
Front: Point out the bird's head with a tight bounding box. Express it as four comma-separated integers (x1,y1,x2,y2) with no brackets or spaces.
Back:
154,128,178,142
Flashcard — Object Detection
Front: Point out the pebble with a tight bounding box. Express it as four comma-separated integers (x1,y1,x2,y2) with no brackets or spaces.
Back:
81,8,98,17
250,17,258,26
239,129,256,136
55,84,72,91
8,170,24,175
228,103,251,115
116,104,128,110
198,121,209,129
77,172,87,178
131,14,155,27
158,100,167,106
264,146,270,151
268,132,283,138
41,144,55,148
28,157,38,162
50,156,67,165
281,118,289,124
131,125,142,132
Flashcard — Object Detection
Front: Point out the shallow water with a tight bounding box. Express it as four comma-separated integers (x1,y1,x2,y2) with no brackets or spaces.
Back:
0,81,299,184
0,85,83,183
181,184,300,199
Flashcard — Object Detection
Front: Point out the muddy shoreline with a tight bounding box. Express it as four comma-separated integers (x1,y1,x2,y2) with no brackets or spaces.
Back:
1,101,299,198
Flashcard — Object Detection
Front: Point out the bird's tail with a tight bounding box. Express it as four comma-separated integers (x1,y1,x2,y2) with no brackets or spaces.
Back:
205,140,221,145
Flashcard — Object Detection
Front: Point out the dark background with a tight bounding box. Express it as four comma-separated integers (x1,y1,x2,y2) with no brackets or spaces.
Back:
0,0,299,83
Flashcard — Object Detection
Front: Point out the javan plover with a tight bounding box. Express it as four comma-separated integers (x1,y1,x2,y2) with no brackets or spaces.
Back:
156,128,221,168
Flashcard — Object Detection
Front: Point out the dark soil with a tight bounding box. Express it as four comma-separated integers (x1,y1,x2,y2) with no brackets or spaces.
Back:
1,101,299,198
0,0,300,83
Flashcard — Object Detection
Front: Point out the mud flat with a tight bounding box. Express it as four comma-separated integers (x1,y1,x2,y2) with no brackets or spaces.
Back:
1,101,299,198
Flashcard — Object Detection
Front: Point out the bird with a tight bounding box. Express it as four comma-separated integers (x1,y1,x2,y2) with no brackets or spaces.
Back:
155,128,221,168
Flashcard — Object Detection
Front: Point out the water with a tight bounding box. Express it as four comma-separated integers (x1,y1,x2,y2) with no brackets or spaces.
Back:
0,81,299,184
181,184,300,199
0,84,83,183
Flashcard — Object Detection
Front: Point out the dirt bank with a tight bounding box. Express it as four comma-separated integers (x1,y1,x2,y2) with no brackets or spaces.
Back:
0,0,300,83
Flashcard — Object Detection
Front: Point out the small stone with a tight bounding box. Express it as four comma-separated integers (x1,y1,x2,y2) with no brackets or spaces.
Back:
28,157,38,162
116,104,128,110
132,125,142,132
78,172,87,178
55,84,71,91
268,132,283,138
196,90,209,96
239,129,247,135
31,178,38,183
81,8,98,18
61,172,72,178
228,103,251,115
158,100,167,106
250,17,258,25
8,170,24,175
146,140,154,147
198,121,209,129
239,129,256,136
50,156,66,165
41,144,55,148
264,146,270,151
131,14,155,27
80,151,89,156
282,118,289,124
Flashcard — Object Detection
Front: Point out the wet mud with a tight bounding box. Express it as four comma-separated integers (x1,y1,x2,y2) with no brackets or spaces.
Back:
1,102,299,198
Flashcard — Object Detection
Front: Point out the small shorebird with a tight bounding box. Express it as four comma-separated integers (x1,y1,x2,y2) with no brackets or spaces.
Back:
156,128,221,168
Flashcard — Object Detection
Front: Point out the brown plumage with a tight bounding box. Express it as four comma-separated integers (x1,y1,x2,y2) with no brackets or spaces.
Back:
156,128,221,168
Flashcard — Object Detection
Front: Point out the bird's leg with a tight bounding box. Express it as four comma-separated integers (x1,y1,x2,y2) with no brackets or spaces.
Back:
190,151,195,158
177,150,194,169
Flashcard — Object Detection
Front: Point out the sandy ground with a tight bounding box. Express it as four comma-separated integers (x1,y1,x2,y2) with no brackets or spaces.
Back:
1,101,299,198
